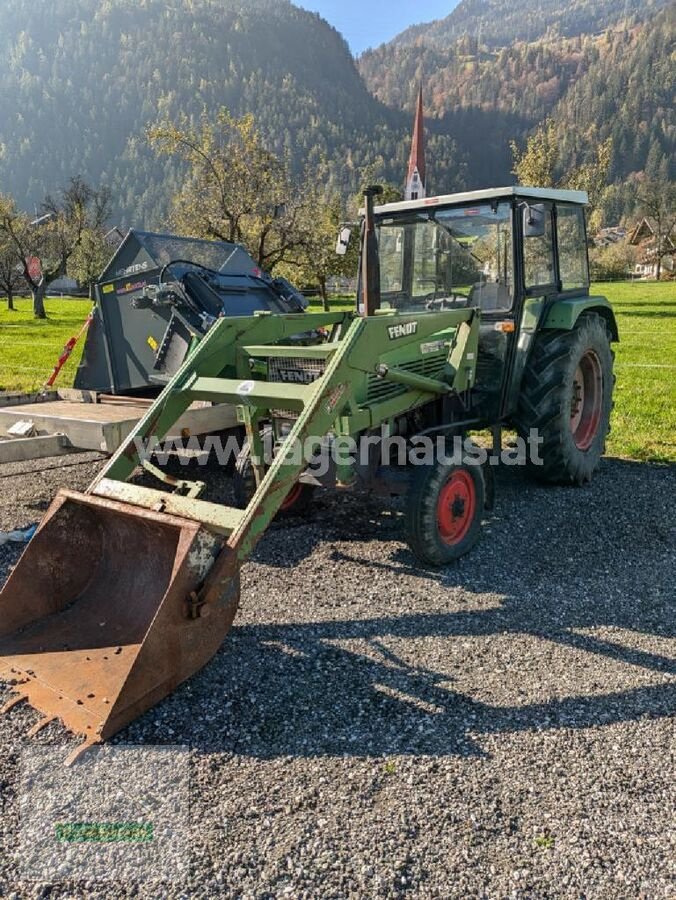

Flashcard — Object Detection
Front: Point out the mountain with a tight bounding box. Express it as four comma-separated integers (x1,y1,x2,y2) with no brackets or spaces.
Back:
551,6,675,183
0,0,464,225
360,0,674,219
387,0,670,50
0,0,672,229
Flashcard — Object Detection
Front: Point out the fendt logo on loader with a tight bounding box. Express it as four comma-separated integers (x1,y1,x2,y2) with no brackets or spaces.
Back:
279,369,317,384
387,321,418,341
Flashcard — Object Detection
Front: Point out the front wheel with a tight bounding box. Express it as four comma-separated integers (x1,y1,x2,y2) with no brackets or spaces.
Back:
405,458,485,566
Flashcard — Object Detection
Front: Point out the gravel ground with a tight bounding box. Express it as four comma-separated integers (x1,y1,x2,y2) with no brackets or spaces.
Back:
0,452,674,898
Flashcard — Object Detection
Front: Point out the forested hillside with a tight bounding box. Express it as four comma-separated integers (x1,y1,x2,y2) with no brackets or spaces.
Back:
360,1,674,221
0,0,672,228
361,32,604,120
552,7,675,183
0,0,464,225
390,0,670,49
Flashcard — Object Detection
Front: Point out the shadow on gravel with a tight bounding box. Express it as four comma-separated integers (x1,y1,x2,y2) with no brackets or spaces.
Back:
115,457,675,760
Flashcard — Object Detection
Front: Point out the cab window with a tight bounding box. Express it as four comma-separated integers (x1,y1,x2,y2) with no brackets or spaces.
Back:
378,225,405,294
557,205,589,291
435,204,514,311
376,202,514,313
523,203,556,290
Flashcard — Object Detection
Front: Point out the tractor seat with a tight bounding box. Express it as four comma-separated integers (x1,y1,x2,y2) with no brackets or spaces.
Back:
469,282,511,312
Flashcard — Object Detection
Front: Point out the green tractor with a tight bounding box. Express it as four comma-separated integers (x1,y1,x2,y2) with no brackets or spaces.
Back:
0,186,617,756
230,184,617,561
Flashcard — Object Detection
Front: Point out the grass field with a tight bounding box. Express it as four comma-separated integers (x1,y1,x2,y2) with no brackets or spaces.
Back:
595,281,676,462
0,297,92,395
1,282,674,461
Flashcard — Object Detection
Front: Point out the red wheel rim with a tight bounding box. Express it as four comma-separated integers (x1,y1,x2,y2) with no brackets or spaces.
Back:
280,482,303,511
436,470,476,546
570,349,603,450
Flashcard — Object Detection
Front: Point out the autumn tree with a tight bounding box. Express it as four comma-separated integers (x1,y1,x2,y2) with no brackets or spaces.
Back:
510,119,559,187
564,134,613,230
589,241,637,281
511,120,612,226
288,167,402,310
284,191,358,309
148,110,310,272
349,160,403,213
636,178,676,281
67,228,112,298
0,177,110,318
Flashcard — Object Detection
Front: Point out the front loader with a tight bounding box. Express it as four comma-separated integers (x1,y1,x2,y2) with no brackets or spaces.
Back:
0,186,618,757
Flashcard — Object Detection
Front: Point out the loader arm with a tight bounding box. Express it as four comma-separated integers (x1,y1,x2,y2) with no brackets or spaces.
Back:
91,306,479,559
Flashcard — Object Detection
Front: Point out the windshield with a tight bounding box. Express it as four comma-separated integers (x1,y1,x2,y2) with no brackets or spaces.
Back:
376,201,514,313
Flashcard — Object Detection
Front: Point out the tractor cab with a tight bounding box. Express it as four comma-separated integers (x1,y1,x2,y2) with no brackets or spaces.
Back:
365,186,593,420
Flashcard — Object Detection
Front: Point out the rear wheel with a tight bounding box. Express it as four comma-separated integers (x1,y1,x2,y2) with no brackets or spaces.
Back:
405,456,485,566
515,313,614,485
232,425,315,517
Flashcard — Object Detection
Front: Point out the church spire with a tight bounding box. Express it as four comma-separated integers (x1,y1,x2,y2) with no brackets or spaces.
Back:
405,83,426,201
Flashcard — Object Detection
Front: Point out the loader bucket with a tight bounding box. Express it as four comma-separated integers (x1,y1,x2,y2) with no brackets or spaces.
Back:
0,490,239,757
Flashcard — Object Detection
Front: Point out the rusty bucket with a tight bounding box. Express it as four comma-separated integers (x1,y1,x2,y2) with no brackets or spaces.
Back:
0,490,239,759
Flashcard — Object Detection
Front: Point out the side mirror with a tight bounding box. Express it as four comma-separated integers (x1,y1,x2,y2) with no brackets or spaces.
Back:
335,226,352,256
523,203,546,239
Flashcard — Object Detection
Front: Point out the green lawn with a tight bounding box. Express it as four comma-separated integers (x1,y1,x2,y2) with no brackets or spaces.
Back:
308,295,355,313
595,281,676,463
0,297,92,394
1,283,674,461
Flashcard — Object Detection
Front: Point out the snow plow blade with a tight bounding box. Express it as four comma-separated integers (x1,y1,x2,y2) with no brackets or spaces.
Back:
0,490,239,759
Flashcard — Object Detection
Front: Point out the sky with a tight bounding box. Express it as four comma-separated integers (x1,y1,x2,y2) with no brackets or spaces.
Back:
297,1,457,55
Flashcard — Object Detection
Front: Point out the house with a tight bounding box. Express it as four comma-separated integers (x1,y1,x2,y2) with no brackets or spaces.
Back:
593,226,627,248
46,275,79,295
628,217,675,279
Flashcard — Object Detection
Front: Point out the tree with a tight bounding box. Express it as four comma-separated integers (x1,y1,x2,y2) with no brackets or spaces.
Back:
286,166,403,310
349,160,403,212
511,121,612,226
67,228,111,298
0,198,48,317
0,178,110,318
285,191,358,309
589,241,637,281
148,110,309,272
0,235,23,310
636,178,676,281
564,136,613,230
510,119,558,187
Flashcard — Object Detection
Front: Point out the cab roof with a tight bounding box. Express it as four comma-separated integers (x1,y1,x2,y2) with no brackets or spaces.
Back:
374,186,588,216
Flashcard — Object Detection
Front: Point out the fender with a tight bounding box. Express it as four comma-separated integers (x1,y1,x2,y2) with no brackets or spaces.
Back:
542,295,619,341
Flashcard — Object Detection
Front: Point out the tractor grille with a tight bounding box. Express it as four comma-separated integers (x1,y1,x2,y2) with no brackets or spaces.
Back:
267,356,326,418
267,356,326,385
366,354,447,403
